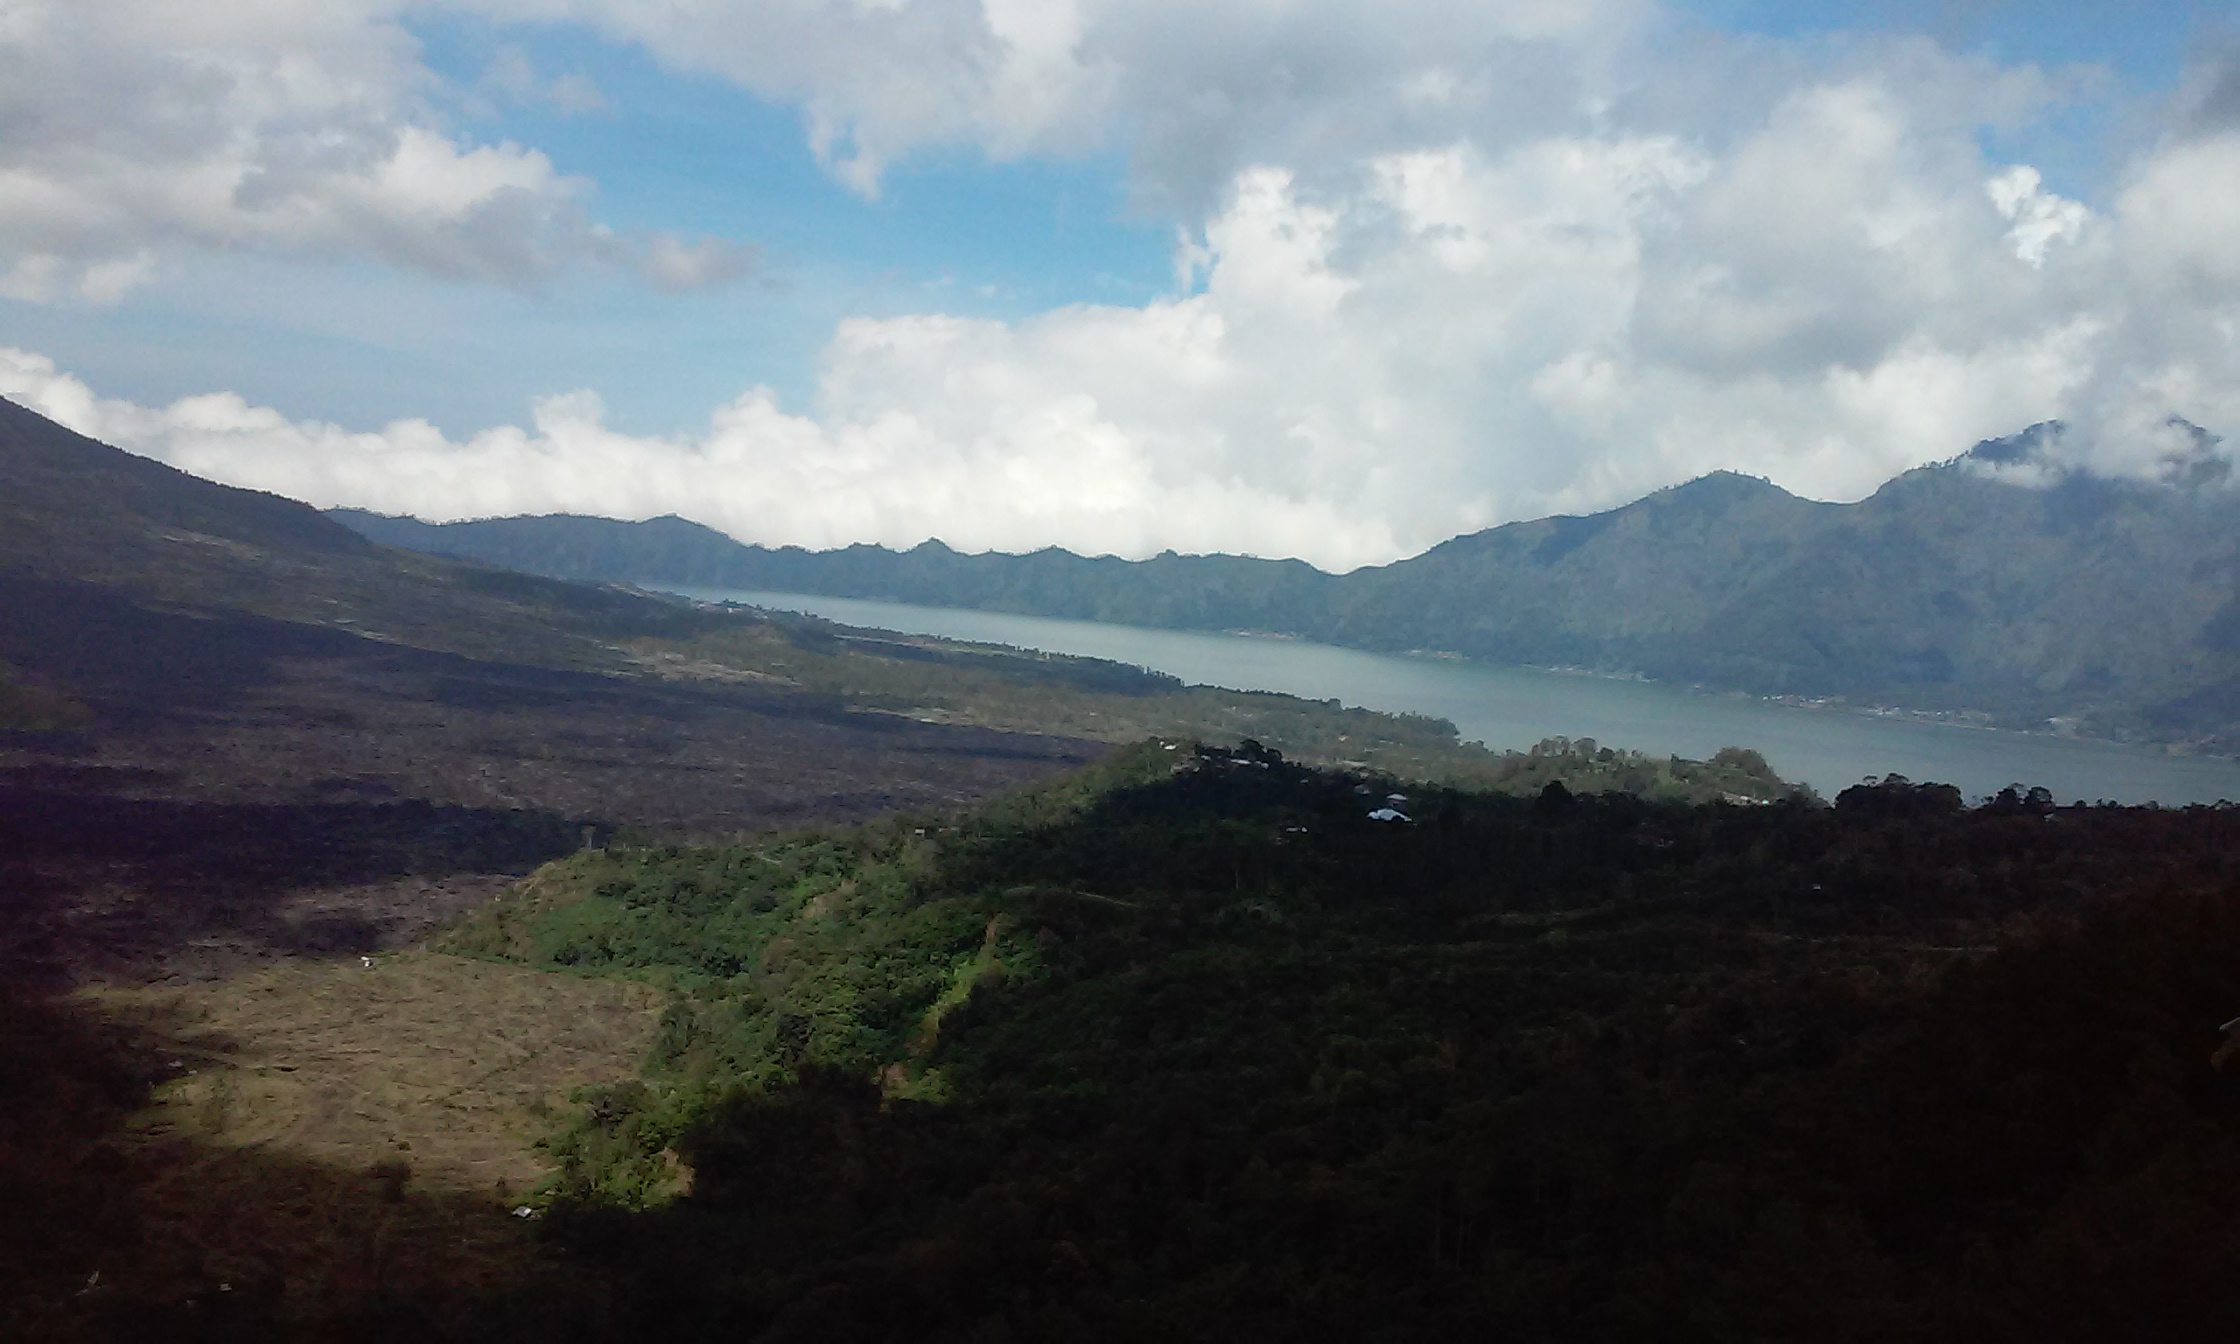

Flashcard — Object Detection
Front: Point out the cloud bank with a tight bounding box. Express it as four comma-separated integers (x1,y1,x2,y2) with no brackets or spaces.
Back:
3,4,2236,567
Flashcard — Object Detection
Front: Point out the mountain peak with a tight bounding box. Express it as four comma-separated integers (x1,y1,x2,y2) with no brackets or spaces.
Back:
1954,417,2231,492
1963,420,2067,468
1,394,374,564
2154,417,2230,490
1665,469,1788,498
1641,470,1801,517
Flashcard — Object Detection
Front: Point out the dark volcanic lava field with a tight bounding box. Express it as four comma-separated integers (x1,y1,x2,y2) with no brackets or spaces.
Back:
0,399,1122,1336
0,572,1099,987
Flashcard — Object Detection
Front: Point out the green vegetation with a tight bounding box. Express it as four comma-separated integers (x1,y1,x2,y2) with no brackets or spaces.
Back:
439,745,2240,1340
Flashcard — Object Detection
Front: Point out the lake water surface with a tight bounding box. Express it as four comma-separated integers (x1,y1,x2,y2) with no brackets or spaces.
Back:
673,587,2240,805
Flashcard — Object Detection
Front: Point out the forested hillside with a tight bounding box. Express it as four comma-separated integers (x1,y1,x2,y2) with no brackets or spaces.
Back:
334,423,2240,751
425,744,2240,1341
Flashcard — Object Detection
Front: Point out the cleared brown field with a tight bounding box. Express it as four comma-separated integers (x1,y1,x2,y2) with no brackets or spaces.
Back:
1,953,659,1339
89,951,661,1199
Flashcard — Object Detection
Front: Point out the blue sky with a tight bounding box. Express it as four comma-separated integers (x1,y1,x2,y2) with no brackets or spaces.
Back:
6,5,1179,436
3,1,2236,566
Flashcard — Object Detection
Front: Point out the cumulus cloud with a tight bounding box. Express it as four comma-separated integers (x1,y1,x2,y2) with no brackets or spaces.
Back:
4,4,2237,566
0,344,1396,566
0,0,747,299
457,0,1650,204
1987,166,2087,267
6,70,2231,572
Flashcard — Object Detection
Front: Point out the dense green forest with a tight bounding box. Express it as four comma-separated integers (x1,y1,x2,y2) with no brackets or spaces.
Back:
433,742,2240,1342
334,423,2240,750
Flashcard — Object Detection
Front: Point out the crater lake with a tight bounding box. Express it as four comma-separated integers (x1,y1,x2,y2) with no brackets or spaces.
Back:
671,587,2240,805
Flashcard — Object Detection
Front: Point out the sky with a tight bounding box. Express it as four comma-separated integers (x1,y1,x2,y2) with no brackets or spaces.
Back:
2,0,2237,570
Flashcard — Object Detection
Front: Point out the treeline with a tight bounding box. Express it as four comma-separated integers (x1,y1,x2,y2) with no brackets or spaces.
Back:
432,744,2240,1341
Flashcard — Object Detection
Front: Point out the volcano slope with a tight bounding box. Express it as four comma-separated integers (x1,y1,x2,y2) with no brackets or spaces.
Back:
0,395,1793,985
1,398,1796,1336
0,397,1110,1337
0,395,1109,986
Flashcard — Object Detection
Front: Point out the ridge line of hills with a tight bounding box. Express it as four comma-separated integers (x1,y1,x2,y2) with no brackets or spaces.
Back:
332,424,2240,753
0,392,1787,804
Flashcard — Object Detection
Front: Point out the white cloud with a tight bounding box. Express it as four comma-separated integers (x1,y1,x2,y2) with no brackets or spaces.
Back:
1987,165,2086,267
4,5,2237,566
0,343,1398,567
458,0,1650,204
12,77,2228,572
0,0,745,298
2115,130,2240,290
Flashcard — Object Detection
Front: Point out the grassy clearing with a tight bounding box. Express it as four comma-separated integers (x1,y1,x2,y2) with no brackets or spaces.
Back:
87,950,662,1200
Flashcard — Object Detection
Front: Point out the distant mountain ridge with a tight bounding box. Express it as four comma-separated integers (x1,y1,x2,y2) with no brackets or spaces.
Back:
334,431,2240,750
330,508,1334,635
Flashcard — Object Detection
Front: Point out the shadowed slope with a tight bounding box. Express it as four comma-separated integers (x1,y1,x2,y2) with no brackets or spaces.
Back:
0,396,709,672
0,398,1105,988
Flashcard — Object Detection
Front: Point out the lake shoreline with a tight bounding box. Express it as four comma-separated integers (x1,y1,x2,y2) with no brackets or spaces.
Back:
670,586,2240,805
